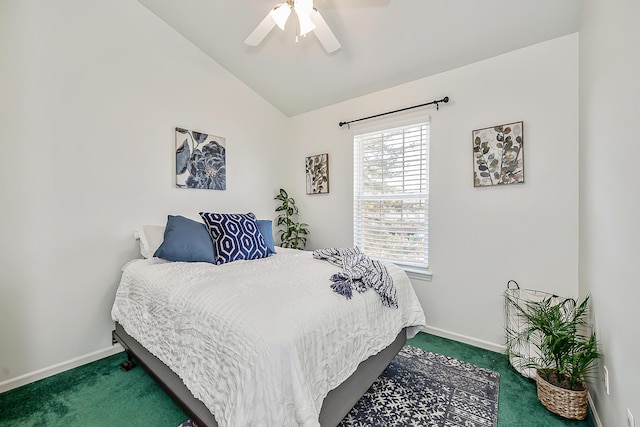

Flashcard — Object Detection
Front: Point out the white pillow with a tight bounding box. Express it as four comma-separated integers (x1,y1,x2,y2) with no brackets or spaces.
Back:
135,225,165,258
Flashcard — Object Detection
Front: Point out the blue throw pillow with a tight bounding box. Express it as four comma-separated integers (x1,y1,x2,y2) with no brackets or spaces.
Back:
199,212,269,265
154,215,216,263
257,219,275,254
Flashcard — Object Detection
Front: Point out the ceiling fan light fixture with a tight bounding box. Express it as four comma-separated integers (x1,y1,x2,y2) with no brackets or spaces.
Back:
293,0,314,14
245,0,341,53
297,15,316,37
270,4,292,30
294,0,316,36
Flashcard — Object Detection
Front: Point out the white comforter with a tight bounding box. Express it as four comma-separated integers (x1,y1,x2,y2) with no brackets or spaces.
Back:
111,248,426,427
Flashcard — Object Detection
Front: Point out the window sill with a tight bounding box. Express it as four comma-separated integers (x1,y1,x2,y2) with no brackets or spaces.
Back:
400,266,432,282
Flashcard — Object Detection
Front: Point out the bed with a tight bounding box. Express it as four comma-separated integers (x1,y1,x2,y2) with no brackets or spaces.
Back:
111,215,426,427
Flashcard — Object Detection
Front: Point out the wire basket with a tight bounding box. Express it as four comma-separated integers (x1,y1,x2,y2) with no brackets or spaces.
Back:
503,280,566,379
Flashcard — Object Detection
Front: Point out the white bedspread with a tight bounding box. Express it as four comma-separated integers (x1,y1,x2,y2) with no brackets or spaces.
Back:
111,248,426,427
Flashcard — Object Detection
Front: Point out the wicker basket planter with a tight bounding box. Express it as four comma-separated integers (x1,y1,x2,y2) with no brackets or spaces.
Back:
536,370,588,420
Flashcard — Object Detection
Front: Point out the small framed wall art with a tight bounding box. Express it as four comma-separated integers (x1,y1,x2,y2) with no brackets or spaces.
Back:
472,121,524,187
306,153,329,194
175,127,226,190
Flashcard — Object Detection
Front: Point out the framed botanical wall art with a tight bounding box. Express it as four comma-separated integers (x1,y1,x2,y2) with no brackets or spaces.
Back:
175,127,226,190
306,153,329,194
472,121,524,187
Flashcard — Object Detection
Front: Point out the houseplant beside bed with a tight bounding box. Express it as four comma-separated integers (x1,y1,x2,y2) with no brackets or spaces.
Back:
274,188,309,250
505,293,601,420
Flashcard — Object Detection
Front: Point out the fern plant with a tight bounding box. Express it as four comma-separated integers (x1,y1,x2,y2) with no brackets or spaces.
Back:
274,188,309,250
505,293,601,391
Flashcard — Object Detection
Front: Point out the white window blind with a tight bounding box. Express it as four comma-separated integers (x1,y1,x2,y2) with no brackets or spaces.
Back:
353,120,429,272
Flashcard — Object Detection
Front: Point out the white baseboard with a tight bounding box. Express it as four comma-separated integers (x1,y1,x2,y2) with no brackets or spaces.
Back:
421,325,506,354
0,344,124,394
587,393,603,427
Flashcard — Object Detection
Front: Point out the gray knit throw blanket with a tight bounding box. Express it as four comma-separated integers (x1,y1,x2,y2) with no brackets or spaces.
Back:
312,247,398,309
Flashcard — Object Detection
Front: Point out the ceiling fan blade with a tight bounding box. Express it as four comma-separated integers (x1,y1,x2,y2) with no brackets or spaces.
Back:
310,9,341,53
244,13,277,46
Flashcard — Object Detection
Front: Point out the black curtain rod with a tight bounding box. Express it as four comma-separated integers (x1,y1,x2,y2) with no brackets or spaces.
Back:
339,96,449,128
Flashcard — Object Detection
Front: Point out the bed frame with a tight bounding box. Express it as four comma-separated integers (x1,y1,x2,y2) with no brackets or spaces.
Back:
112,322,406,427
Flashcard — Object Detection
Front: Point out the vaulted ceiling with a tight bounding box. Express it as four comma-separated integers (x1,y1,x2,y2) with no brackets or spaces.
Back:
137,0,583,117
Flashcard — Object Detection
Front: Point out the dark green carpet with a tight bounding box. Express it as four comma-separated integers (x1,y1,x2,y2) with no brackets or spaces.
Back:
0,352,186,427
0,332,596,426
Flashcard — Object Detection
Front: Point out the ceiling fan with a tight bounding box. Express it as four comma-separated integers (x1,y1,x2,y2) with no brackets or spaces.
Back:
244,0,341,53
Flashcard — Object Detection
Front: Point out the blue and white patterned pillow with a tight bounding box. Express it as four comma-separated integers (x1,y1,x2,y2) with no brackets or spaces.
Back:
199,212,269,265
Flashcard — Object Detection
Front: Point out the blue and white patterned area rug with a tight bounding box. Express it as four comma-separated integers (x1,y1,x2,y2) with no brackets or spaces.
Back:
179,345,499,427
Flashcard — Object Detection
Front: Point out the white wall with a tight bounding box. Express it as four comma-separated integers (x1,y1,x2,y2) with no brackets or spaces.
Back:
579,1,640,426
0,0,288,384
286,34,580,349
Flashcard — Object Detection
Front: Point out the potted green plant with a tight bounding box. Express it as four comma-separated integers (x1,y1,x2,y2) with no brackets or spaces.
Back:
274,188,309,250
505,293,601,420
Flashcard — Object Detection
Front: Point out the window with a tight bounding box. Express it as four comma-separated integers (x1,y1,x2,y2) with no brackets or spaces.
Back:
353,120,430,275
